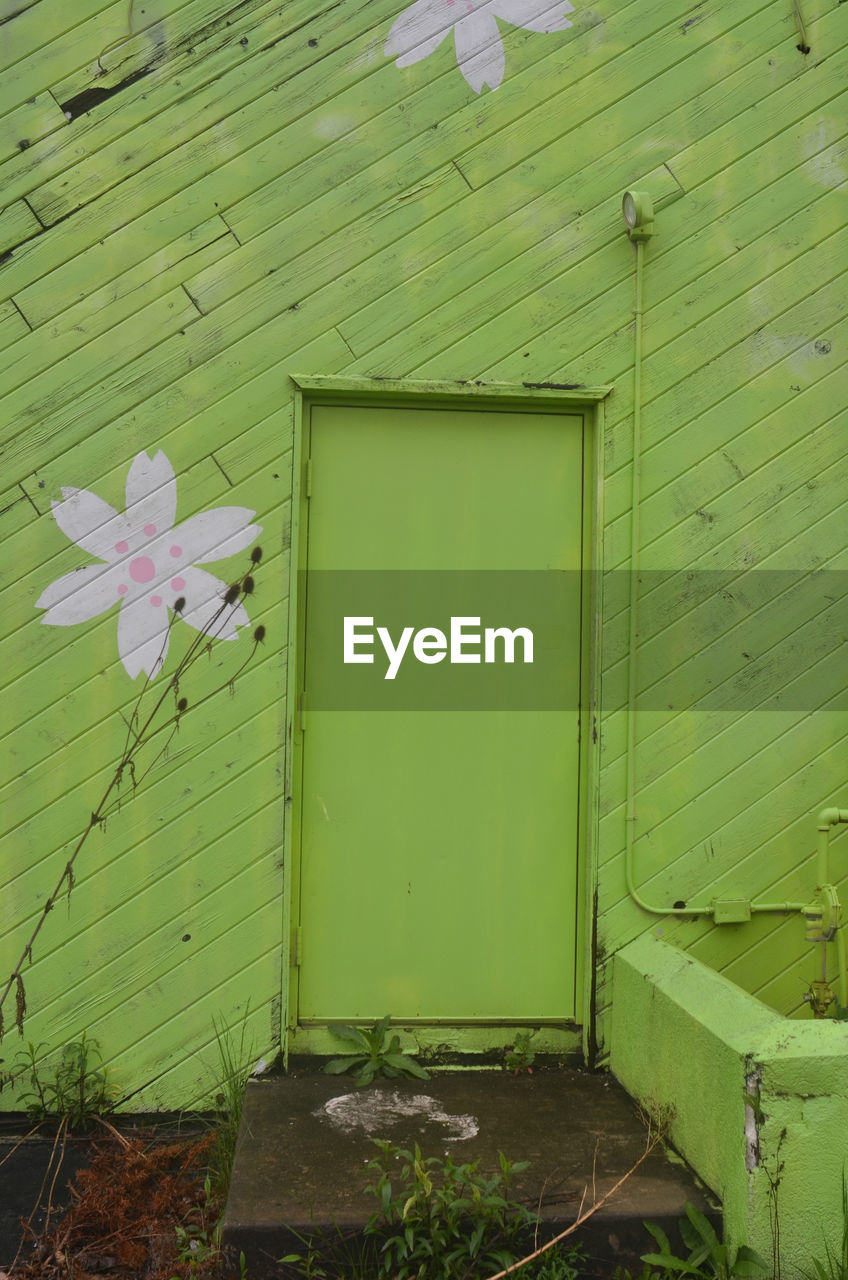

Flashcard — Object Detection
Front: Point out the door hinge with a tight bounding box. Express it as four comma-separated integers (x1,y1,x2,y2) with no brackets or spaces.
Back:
305,457,313,498
290,926,303,967
299,689,306,732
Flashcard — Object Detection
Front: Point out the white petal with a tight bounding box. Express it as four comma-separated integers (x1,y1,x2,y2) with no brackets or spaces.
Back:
36,563,124,625
51,488,132,560
454,11,505,92
491,0,573,32
117,595,171,680
125,450,177,536
170,509,262,565
178,566,250,641
385,0,453,66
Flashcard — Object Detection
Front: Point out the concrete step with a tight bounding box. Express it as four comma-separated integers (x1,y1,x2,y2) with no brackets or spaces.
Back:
222,1068,718,1278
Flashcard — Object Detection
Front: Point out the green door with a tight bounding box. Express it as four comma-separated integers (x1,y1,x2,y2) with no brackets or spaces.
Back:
294,400,586,1026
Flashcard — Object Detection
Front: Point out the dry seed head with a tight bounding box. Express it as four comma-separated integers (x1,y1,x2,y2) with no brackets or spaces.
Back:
174,596,186,614
177,697,188,712
254,625,266,643
225,584,240,605
242,575,254,595
251,546,263,564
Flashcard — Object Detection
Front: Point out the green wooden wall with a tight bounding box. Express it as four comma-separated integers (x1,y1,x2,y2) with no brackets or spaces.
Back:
1,0,846,1105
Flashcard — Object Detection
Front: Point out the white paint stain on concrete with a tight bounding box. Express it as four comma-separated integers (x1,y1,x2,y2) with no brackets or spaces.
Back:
317,1090,479,1142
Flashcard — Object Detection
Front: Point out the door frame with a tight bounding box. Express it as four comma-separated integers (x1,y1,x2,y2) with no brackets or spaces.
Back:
283,375,611,1063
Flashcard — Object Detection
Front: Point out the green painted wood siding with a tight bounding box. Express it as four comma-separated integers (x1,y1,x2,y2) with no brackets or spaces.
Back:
1,0,846,1104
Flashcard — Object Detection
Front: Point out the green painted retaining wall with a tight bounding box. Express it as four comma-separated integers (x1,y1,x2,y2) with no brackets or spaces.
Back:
612,935,848,1276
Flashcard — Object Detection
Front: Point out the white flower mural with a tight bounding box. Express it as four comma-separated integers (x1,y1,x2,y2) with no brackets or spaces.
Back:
385,0,574,94
36,450,262,680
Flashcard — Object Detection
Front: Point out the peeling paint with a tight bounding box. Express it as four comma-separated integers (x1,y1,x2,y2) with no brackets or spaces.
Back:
744,1066,762,1171
317,1089,479,1142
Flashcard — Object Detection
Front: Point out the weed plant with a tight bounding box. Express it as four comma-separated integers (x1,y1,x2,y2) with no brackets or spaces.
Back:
207,1013,254,1201
323,1014,430,1086
3,1032,117,1128
642,1202,769,1280
364,1140,537,1280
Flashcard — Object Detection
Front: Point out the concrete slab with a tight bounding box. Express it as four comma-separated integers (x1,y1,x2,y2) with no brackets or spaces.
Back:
0,1118,90,1269
222,1068,718,1278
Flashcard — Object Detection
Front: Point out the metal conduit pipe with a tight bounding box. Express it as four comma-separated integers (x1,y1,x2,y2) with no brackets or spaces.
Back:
621,191,806,922
815,808,848,1009
816,808,848,887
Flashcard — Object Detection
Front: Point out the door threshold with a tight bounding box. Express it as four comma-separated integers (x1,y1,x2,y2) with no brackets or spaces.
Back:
287,1023,583,1061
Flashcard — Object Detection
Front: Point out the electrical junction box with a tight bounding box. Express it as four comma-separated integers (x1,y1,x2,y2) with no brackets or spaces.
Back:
713,899,752,924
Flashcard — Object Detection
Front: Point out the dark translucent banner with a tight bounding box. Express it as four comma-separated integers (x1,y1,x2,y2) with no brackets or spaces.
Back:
300,570,848,711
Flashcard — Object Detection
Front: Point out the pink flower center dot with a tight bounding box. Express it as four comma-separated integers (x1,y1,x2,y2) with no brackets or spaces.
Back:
144,523,157,537
117,584,128,595
150,595,163,607
171,576,186,590
115,540,129,554
129,556,156,584
170,545,182,558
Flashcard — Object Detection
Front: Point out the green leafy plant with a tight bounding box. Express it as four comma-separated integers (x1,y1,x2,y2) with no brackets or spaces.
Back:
525,1243,585,1279
642,1202,769,1279
9,1033,117,1127
323,1014,429,1087
363,1139,536,1280
280,1223,380,1280
173,1216,217,1274
505,1030,537,1074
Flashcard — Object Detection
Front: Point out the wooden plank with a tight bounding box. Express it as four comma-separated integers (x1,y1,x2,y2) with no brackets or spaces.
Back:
8,454,232,645
0,0,42,21
334,17,831,374
468,16,847,391
1,0,296,209
0,90,67,164
7,563,287,765
0,0,169,117
633,375,848,578
633,726,848,920
0,0,392,297
415,73,848,444
600,269,848,568
0,481,37,541
51,0,295,102
9,213,234,343
16,325,337,513
452,0,788,191
23,0,396,227
0,296,30,350
185,162,469,314
2,225,235,395
0,197,41,255
0,0,115,76
0,291,352,478
1,626,282,838
338,163,677,362
623,672,848,895
406,63,847,390
0,287,201,450
184,1,796,354
222,0,680,246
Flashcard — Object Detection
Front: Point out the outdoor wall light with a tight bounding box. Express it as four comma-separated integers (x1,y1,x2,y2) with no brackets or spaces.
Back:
621,189,654,240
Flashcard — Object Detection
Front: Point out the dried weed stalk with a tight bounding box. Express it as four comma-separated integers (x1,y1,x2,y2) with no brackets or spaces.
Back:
0,548,266,1042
